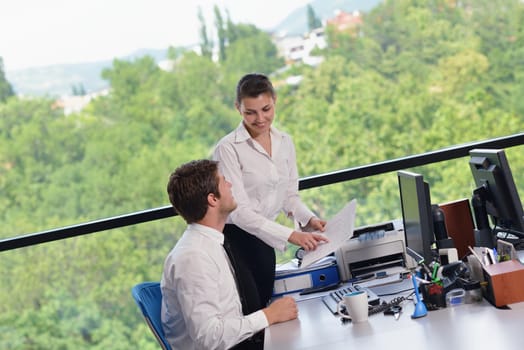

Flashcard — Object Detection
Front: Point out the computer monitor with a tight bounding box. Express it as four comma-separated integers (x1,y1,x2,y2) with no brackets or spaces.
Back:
469,149,524,238
398,170,436,264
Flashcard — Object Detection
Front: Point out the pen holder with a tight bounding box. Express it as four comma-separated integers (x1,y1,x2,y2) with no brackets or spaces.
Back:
421,282,446,310
482,260,524,307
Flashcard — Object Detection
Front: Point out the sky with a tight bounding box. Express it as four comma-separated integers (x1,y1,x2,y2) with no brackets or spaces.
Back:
1,0,310,71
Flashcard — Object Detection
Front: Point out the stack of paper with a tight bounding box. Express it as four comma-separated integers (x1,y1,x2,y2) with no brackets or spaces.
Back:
275,256,336,276
300,199,357,268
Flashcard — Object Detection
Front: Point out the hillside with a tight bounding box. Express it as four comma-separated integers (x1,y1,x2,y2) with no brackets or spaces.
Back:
5,0,383,97
5,48,168,98
273,0,382,36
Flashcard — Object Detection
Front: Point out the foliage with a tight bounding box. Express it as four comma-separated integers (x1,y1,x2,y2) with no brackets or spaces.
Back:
0,57,14,102
2,1,524,348
214,4,227,62
307,4,322,31
197,6,213,59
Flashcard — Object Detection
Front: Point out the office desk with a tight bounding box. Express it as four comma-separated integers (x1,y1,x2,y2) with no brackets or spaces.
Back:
265,291,524,350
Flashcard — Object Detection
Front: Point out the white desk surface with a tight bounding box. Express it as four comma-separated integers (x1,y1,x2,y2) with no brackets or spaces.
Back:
264,286,524,350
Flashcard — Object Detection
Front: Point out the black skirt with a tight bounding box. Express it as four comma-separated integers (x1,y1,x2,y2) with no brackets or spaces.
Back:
223,224,276,350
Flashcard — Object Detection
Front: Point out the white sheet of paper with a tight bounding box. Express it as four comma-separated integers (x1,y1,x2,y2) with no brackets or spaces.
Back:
300,199,357,268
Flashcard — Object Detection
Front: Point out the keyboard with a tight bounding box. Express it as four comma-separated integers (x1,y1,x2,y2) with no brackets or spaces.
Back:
322,284,380,314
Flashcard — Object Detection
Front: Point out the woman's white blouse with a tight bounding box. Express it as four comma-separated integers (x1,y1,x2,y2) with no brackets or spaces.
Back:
213,122,315,251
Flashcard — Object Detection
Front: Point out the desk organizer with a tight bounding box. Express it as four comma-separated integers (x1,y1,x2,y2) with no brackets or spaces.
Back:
482,260,524,307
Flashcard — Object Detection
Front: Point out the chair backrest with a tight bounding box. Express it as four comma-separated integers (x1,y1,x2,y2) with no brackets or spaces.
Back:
131,281,172,350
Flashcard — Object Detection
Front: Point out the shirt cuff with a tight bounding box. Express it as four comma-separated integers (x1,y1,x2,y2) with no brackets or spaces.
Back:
295,210,316,228
249,310,270,329
260,220,293,252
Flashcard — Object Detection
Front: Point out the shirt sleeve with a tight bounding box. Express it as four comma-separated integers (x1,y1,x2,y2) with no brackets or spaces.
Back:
173,250,268,349
281,138,316,227
213,140,292,251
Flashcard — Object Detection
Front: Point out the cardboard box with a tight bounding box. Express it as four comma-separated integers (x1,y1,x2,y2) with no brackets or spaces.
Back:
482,260,524,307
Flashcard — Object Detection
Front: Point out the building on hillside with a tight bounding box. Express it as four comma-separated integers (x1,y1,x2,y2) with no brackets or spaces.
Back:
273,9,365,67
273,27,327,67
326,10,363,33
53,88,109,115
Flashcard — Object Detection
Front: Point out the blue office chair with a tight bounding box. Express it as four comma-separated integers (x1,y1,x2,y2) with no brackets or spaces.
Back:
131,281,172,350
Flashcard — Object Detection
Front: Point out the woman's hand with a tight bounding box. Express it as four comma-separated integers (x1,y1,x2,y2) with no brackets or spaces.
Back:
288,231,329,251
307,217,326,232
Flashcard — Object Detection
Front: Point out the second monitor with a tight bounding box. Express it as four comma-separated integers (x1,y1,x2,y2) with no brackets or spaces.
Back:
469,148,524,243
397,170,436,265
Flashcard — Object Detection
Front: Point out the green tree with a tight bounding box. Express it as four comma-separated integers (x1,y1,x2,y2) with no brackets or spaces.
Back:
158,51,236,145
225,9,238,44
0,57,14,102
363,0,472,79
71,83,87,96
223,24,284,76
466,0,524,113
307,4,322,31
97,56,166,130
197,6,212,59
214,5,227,62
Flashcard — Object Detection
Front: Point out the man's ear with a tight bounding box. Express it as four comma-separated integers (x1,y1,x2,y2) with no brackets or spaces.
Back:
207,193,218,208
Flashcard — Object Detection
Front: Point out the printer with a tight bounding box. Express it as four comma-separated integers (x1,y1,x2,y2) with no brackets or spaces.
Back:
335,219,415,281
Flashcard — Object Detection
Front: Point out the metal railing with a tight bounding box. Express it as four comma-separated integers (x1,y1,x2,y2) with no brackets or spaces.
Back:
1,132,524,252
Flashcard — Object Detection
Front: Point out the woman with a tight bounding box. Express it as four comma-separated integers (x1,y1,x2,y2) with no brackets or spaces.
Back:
213,73,328,315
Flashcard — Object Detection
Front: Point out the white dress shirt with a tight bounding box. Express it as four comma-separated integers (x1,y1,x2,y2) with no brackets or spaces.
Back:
161,223,268,350
213,122,316,251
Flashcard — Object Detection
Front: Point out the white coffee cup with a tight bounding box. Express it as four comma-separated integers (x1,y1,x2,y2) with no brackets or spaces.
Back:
336,290,369,323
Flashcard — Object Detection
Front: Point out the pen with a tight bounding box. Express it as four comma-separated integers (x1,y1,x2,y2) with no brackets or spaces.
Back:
299,282,340,295
420,262,433,279
347,273,374,283
492,248,499,263
431,262,440,282
485,247,496,264
415,275,431,284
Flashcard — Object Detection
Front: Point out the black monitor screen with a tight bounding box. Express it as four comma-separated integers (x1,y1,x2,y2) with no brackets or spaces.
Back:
398,170,435,264
469,148,524,234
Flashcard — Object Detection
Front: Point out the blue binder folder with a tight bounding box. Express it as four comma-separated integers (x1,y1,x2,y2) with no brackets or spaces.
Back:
273,257,340,296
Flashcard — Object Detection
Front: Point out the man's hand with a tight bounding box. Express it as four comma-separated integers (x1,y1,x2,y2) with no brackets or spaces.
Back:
263,296,298,325
288,231,329,251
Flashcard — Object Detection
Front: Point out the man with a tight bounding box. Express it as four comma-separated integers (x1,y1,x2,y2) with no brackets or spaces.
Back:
161,159,298,350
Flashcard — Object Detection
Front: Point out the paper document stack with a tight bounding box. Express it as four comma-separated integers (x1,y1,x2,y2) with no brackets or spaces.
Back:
300,199,357,268
273,199,357,296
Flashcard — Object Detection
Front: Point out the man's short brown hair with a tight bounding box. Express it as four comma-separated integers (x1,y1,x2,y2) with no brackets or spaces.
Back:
167,159,220,223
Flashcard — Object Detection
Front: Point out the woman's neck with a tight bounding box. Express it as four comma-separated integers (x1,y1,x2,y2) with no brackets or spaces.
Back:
252,130,271,156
